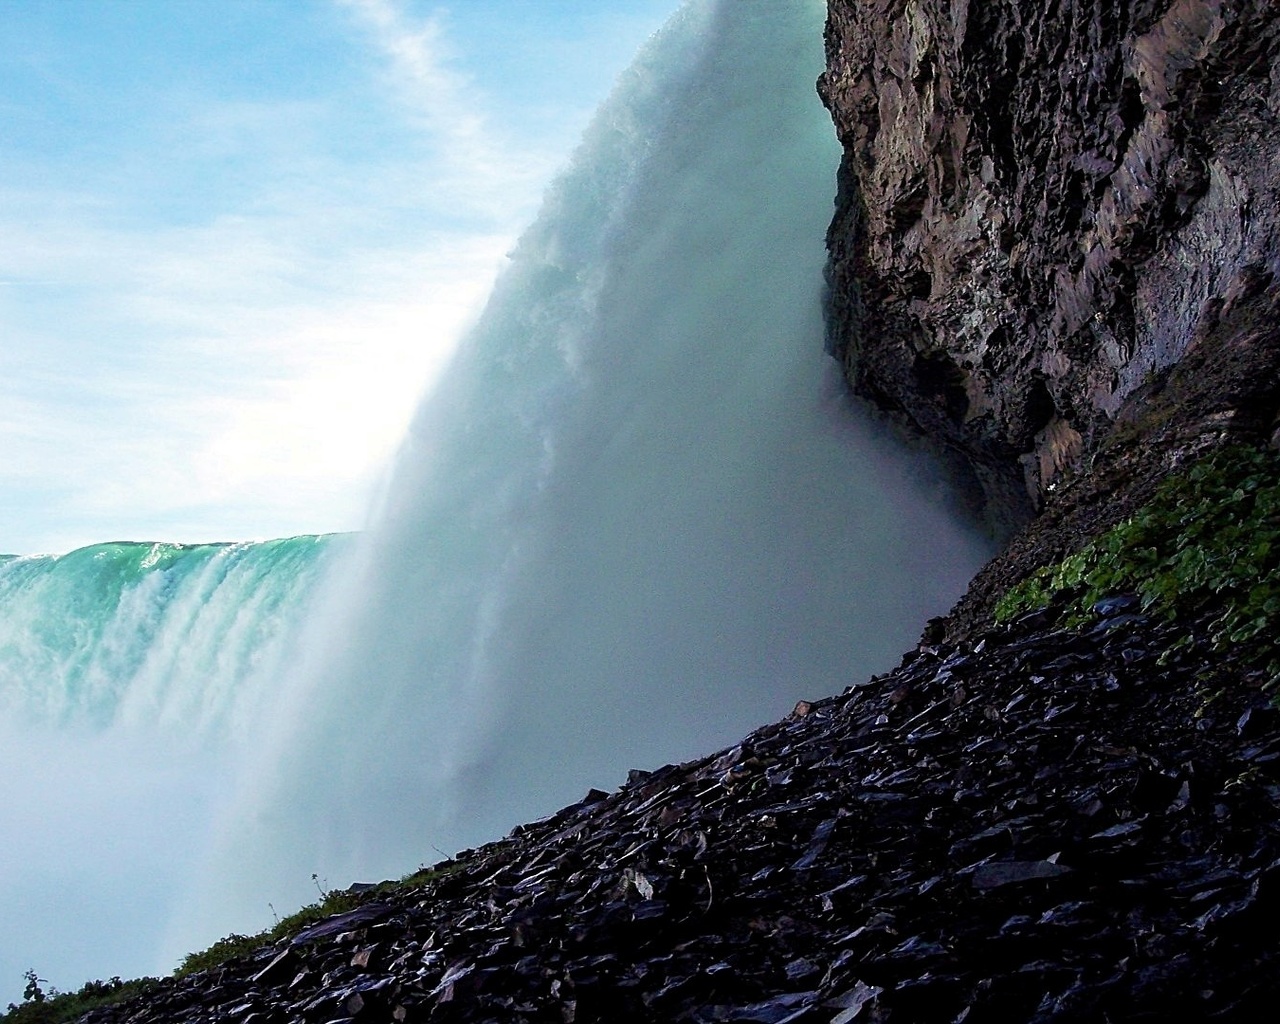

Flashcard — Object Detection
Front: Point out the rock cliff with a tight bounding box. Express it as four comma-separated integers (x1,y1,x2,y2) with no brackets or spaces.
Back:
818,0,1280,531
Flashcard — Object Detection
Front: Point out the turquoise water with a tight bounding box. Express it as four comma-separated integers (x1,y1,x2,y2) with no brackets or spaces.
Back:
0,536,342,733
1,534,347,1000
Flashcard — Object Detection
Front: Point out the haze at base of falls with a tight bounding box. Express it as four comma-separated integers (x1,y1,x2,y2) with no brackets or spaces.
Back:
0,536,344,1002
174,0,994,955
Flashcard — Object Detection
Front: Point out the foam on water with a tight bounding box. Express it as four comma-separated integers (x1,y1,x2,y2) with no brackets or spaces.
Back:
0,538,339,734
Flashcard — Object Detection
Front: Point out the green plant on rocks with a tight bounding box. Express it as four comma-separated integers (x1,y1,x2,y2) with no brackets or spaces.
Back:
173,862,462,977
995,443,1280,687
3,974,159,1024
174,887,361,977
0,861,467,1024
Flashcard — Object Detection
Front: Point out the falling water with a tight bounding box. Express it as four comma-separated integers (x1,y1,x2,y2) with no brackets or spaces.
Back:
176,0,992,953
1,0,993,996
0,536,342,1000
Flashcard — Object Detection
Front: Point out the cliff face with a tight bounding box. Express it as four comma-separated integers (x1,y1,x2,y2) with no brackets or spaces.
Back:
818,0,1280,529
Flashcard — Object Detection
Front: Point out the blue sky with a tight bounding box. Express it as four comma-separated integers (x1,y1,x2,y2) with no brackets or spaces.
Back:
0,0,680,555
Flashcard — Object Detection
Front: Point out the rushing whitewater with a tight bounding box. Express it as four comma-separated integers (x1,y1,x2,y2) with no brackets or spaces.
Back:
0,537,341,1000
174,0,993,953
0,538,338,732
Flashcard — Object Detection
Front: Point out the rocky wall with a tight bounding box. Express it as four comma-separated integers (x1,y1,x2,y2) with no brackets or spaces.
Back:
818,0,1280,529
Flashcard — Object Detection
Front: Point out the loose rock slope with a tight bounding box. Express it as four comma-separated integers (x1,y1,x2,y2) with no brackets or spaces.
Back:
71,600,1280,1022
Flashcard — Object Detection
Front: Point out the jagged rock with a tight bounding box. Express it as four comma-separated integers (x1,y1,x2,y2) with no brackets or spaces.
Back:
68,603,1280,1023
819,0,1280,534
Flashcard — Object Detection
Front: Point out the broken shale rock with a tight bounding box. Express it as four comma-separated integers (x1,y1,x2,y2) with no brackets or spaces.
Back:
78,602,1280,1022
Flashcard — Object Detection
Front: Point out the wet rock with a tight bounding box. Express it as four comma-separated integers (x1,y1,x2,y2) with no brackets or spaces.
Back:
821,0,1280,530
290,906,393,946
971,860,1074,890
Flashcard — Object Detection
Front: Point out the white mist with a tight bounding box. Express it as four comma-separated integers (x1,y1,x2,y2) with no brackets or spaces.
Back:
174,0,992,958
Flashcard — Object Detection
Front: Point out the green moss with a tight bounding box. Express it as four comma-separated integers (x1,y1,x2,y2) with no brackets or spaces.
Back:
995,443,1280,686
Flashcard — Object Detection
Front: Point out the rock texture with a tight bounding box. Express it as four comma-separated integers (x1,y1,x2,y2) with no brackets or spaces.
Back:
818,0,1280,528
68,605,1280,1022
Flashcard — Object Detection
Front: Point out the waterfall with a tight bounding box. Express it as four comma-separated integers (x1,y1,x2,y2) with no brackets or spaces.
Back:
0,537,341,1000
175,0,991,953
0,0,993,995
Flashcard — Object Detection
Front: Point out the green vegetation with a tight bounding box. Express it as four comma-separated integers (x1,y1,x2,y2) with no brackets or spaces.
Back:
995,443,1280,687
173,864,461,977
2,864,459,1023
172,889,361,976
2,972,160,1024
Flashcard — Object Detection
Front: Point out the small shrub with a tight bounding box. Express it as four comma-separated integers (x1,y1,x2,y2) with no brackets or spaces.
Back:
174,887,361,978
2,974,159,1024
5,864,464,1017
174,933,266,977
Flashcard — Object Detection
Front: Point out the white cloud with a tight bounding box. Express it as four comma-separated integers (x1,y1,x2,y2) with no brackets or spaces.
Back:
337,0,562,219
0,196,510,551
0,3,547,554
0,0,679,555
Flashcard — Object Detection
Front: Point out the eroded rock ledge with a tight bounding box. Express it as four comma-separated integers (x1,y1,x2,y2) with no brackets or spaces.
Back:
818,0,1280,529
